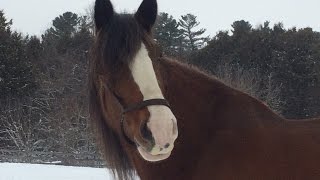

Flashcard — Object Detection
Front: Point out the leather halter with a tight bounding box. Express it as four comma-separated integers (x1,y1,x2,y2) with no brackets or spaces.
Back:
120,98,170,145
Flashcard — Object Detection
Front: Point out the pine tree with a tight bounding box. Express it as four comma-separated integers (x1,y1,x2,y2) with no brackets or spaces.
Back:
178,14,209,52
231,20,252,38
50,12,79,39
154,13,183,57
0,10,12,32
71,16,93,58
42,12,79,54
0,11,35,98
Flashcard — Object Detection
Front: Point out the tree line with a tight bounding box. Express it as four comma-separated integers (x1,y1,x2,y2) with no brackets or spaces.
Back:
0,9,319,164
191,21,320,118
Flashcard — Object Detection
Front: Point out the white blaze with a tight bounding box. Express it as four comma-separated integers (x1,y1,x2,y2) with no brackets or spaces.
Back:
129,43,178,160
129,43,164,100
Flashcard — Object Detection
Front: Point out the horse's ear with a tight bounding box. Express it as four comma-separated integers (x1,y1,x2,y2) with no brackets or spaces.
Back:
94,0,114,30
135,0,158,33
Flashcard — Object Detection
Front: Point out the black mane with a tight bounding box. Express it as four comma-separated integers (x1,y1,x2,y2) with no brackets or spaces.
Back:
97,14,143,70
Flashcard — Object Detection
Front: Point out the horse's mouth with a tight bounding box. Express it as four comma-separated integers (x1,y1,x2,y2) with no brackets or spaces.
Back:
137,145,172,162
134,135,175,162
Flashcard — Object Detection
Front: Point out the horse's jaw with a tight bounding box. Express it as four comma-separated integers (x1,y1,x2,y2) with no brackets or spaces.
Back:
137,146,172,162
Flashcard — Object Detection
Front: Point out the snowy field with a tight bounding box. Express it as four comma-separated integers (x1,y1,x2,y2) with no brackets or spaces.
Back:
0,163,112,180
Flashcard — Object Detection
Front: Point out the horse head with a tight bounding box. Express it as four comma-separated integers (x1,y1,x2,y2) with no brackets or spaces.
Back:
92,0,178,162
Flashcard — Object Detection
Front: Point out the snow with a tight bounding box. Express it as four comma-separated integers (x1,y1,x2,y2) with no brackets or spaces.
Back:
0,163,112,180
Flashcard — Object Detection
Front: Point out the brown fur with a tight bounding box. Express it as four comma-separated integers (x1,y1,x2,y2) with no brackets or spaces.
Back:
90,0,320,179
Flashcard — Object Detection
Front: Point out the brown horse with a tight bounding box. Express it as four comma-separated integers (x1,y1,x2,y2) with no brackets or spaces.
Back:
89,0,320,179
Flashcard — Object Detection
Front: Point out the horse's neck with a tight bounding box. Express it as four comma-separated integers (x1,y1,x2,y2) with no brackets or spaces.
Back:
159,58,283,129
159,58,222,129
160,58,218,101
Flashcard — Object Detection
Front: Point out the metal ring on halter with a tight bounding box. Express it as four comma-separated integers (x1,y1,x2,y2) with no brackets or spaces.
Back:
120,98,170,145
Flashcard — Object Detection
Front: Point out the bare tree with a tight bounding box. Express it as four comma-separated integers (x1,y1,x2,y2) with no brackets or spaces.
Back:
216,62,284,114
0,97,53,152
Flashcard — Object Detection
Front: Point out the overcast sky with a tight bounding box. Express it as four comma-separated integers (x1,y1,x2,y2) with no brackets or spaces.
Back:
1,0,319,37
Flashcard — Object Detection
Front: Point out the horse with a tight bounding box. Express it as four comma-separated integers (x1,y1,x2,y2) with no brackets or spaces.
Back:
89,0,320,179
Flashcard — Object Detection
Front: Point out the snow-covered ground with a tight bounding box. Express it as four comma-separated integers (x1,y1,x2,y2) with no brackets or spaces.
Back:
0,163,111,180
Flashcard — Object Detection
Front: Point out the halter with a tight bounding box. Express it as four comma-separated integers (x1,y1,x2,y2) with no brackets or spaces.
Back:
120,98,170,145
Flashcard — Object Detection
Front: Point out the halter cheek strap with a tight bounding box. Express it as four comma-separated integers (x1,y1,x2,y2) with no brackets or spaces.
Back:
120,98,170,145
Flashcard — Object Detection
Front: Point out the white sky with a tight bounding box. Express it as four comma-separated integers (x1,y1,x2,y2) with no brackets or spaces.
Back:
1,0,319,37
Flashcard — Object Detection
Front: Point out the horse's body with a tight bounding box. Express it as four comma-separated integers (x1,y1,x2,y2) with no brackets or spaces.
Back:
133,59,320,179
90,0,320,179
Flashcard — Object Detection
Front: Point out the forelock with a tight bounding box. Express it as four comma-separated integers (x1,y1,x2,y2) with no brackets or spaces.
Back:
99,14,143,69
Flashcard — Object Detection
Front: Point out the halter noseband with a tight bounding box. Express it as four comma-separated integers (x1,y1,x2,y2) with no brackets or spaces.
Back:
120,98,170,145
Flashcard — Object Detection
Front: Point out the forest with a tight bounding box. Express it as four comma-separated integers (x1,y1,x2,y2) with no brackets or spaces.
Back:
0,10,319,165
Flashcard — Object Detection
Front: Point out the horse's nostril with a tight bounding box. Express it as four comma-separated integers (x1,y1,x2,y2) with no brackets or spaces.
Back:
141,123,153,142
164,143,170,149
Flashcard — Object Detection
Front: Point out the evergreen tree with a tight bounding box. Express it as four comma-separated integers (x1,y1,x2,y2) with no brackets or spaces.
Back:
50,12,79,39
0,10,12,32
0,11,35,98
42,12,79,54
231,20,252,37
26,36,42,62
178,14,209,52
70,16,93,61
154,13,183,57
